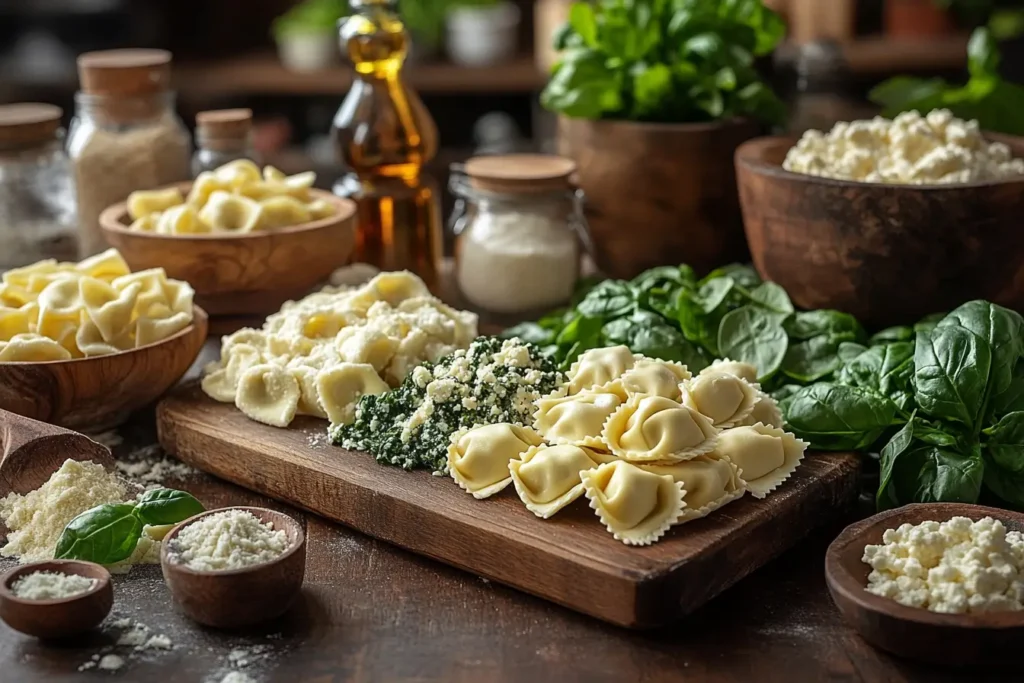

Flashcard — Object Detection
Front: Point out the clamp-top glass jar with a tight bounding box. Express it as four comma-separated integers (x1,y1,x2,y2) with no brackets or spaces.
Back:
450,154,591,317
0,103,78,270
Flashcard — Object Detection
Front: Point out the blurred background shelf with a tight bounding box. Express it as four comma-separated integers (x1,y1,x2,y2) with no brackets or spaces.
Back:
776,34,971,74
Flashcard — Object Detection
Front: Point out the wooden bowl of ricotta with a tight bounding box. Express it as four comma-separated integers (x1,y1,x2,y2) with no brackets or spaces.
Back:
736,133,1024,329
825,503,1024,667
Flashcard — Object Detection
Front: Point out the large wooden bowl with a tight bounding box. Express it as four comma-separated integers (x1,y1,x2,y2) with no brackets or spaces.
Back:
99,183,357,317
825,503,1024,667
560,116,759,280
0,306,208,432
736,135,1024,328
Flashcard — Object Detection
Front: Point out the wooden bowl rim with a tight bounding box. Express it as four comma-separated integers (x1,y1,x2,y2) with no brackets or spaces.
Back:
161,506,306,577
559,114,757,134
0,304,208,367
736,133,1024,191
825,502,1024,631
99,183,357,242
0,559,112,606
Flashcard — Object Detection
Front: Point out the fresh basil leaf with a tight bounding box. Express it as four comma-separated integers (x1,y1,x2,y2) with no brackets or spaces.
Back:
134,488,205,526
718,305,788,381
541,48,622,119
503,322,554,346
871,326,914,345
877,416,916,510
749,281,793,315
914,324,992,430
55,503,143,565
569,2,598,47
782,333,856,384
782,383,897,451
631,62,674,119
576,281,635,319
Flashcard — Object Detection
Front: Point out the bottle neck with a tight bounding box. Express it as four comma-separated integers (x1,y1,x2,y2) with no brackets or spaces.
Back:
74,91,178,127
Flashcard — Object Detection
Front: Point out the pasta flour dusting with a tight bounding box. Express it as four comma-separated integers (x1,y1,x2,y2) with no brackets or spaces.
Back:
0,459,127,562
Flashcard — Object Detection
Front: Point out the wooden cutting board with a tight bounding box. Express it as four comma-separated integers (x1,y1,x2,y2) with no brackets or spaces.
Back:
157,383,860,629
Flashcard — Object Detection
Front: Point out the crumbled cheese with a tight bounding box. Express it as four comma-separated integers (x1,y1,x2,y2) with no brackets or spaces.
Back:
168,510,288,571
0,459,128,562
863,516,1024,613
784,109,1024,184
220,672,256,683
98,654,125,671
10,571,96,600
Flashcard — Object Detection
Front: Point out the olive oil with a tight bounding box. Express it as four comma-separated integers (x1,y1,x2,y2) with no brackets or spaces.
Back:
332,0,441,287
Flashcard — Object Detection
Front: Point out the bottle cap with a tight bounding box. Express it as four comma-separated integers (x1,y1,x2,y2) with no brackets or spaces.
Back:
464,154,577,194
77,49,173,96
0,103,63,149
196,109,253,139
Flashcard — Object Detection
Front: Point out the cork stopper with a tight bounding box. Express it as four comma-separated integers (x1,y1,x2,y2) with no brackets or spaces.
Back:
77,49,173,96
196,109,253,140
464,154,577,194
0,103,63,149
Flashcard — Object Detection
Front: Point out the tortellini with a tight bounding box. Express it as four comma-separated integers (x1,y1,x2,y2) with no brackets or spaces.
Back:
0,250,195,362
699,358,758,384
681,373,759,428
580,461,686,546
737,391,784,429
612,359,691,401
128,161,337,234
641,454,745,523
603,396,719,463
712,423,807,499
533,390,622,449
565,345,636,395
202,271,479,428
234,364,301,428
508,444,602,518
447,423,543,499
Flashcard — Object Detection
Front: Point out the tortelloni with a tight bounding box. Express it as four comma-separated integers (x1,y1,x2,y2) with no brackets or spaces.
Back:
316,363,389,426
0,250,195,363
699,358,758,384
508,444,603,518
565,345,636,395
641,454,745,523
234,364,302,428
612,359,691,401
580,461,686,546
603,396,719,463
447,423,543,499
737,391,784,429
712,423,808,499
681,373,759,429
533,390,622,448
126,161,337,234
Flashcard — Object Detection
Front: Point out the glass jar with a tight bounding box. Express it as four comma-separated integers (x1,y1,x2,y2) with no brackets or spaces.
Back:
193,108,260,176
0,103,78,270
68,49,191,256
449,154,592,317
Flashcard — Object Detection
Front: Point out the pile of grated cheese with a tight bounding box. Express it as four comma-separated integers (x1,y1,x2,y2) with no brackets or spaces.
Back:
167,509,288,571
11,570,97,600
0,459,128,563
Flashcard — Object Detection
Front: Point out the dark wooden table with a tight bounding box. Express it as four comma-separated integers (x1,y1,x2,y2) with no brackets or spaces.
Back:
0,345,993,683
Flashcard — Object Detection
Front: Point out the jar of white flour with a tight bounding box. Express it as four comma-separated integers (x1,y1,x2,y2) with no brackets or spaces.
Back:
449,154,590,316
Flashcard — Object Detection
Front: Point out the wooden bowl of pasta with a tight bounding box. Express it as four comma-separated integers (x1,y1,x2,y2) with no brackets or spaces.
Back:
0,305,208,432
99,180,357,317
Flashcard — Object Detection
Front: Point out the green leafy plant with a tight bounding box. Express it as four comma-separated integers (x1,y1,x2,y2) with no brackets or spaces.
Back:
870,27,1024,135
273,0,347,38
540,0,786,124
55,488,204,565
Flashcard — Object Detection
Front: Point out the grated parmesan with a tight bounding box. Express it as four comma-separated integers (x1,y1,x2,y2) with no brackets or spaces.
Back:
11,570,96,600
168,510,288,571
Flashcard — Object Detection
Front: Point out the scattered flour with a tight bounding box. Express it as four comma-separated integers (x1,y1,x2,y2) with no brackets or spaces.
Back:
219,672,256,683
11,570,96,600
115,444,196,488
169,510,288,571
98,654,125,671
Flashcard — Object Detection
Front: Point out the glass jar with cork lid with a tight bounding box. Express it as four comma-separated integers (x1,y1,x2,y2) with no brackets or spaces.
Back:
0,103,78,270
68,48,191,257
193,108,260,176
449,154,592,317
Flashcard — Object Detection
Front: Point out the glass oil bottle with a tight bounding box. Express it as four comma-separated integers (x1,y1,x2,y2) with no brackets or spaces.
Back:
332,0,442,288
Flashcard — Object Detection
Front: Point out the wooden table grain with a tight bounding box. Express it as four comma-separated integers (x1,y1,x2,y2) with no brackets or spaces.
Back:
0,349,987,683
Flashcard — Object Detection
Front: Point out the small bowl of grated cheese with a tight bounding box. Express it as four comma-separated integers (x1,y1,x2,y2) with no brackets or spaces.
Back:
0,559,113,638
160,506,305,629
825,502,1024,668
735,110,1024,329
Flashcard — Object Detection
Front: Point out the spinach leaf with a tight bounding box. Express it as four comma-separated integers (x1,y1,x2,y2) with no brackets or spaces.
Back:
749,281,793,316
840,342,915,401
838,342,868,362
914,312,946,336
702,263,761,289
871,326,914,345
914,324,992,430
784,310,864,342
55,503,143,565
982,457,1024,508
782,333,856,384
541,48,623,119
990,364,1024,421
890,444,985,506
939,300,1024,399
134,488,205,526
718,305,788,381
576,280,635,319
781,384,897,451
502,322,554,346
877,417,916,510
984,411,1024,474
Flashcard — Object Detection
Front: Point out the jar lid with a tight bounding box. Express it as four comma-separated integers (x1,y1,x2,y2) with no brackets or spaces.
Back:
77,49,173,96
464,154,577,194
196,108,253,139
0,103,62,148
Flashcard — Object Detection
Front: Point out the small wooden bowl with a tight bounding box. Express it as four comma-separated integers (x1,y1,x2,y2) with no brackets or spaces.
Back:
0,560,113,639
0,306,208,432
161,506,306,629
825,503,1024,667
736,135,1024,328
99,182,357,317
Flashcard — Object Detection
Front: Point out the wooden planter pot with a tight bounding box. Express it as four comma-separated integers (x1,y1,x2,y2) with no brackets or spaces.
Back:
885,0,954,38
558,116,760,280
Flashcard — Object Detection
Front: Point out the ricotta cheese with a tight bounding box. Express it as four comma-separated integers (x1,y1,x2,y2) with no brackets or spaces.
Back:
863,516,1024,614
168,509,289,571
783,109,1024,185
11,570,97,600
